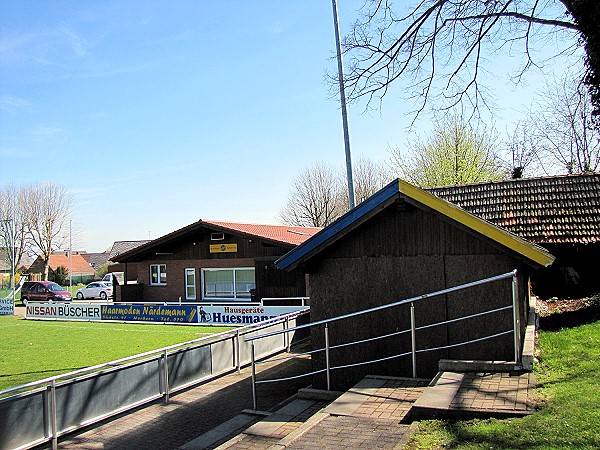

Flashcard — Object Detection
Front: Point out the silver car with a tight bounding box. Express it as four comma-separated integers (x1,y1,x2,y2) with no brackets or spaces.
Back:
76,282,113,300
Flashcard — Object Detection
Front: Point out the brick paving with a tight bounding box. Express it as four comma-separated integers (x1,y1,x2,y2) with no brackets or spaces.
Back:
285,416,410,450
218,377,427,450
450,371,537,414
351,378,428,422
54,353,312,450
217,372,537,450
45,361,536,450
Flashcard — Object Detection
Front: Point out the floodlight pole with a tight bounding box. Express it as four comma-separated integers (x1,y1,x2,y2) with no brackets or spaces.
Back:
331,0,356,209
69,219,72,289
1,219,15,306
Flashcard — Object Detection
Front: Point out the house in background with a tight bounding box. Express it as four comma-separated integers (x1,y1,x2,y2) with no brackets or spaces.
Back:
82,240,151,282
81,251,110,271
110,220,321,303
428,174,600,298
276,180,554,389
26,253,95,284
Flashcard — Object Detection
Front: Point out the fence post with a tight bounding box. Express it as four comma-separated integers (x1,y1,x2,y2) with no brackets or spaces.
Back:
512,271,522,366
325,323,331,391
251,342,257,410
235,329,241,373
410,302,417,378
162,349,170,404
285,316,291,352
50,379,57,450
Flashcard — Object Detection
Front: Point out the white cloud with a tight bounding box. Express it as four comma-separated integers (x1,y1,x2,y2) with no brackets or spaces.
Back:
0,147,31,158
58,24,89,57
0,95,32,113
29,126,64,137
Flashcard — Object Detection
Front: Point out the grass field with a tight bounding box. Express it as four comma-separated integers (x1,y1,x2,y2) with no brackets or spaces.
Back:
0,315,232,391
406,317,600,449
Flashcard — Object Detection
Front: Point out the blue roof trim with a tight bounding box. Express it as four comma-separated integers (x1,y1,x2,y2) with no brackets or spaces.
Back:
276,180,400,270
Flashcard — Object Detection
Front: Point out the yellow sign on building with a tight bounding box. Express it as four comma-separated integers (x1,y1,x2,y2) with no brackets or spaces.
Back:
209,243,238,253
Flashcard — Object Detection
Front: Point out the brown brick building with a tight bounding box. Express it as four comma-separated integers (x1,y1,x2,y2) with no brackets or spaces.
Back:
111,220,320,303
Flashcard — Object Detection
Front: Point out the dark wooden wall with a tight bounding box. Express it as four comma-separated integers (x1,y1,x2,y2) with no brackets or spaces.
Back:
307,203,530,389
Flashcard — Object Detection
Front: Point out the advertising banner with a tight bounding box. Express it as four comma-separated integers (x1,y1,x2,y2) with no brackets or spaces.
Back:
26,303,102,320
197,305,307,325
0,297,13,316
101,304,199,323
25,302,308,326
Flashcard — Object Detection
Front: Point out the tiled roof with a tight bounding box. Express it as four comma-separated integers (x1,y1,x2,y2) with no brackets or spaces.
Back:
276,179,554,271
108,241,151,260
202,220,322,246
48,253,95,274
427,174,600,245
82,252,111,268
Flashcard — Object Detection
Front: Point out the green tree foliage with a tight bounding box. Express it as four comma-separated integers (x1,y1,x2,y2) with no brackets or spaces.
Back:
50,266,68,286
390,115,505,187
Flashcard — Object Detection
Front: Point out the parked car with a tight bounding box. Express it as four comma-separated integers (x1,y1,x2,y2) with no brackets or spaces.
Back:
76,282,113,300
21,281,73,306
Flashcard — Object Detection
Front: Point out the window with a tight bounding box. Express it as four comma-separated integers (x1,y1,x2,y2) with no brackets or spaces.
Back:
202,268,255,300
150,264,167,285
185,268,196,300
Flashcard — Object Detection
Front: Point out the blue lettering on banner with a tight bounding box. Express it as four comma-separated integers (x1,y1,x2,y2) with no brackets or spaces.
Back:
100,304,198,323
0,298,13,316
211,312,277,324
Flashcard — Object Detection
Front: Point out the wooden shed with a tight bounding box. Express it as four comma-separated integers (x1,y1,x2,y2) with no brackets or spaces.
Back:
276,180,554,390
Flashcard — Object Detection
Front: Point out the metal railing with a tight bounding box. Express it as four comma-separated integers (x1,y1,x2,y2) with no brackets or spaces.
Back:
0,309,309,450
246,271,521,409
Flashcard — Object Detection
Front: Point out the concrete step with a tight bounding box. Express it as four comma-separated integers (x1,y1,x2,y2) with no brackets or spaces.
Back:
409,370,538,421
209,376,429,450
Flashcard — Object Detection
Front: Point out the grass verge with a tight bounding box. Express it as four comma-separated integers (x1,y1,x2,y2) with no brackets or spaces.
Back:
406,318,600,449
0,315,232,391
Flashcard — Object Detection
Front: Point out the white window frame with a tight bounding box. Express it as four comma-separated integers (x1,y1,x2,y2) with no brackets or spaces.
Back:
150,264,167,286
201,267,255,301
185,268,196,300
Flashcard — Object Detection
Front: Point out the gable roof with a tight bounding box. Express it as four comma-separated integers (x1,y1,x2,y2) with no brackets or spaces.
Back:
427,174,600,245
202,220,322,246
276,179,555,271
113,220,321,262
28,253,95,275
108,240,151,261
82,251,110,268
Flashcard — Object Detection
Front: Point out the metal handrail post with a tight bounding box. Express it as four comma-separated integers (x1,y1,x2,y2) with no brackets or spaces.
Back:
162,349,170,404
285,317,291,352
235,329,241,373
325,323,331,390
410,302,417,378
50,379,57,450
251,342,257,410
512,272,522,366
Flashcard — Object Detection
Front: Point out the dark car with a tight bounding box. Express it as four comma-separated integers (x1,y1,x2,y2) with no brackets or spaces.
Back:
21,281,72,306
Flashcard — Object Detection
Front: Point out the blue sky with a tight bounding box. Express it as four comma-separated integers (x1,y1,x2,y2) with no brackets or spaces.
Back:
0,1,582,252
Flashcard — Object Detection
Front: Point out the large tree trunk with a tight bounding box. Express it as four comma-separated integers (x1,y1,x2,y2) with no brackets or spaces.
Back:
562,0,600,121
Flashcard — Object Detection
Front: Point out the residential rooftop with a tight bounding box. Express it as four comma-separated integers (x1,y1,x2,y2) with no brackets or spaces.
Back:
427,173,600,245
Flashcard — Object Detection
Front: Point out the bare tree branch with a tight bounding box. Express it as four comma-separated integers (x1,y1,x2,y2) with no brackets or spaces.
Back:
338,0,582,120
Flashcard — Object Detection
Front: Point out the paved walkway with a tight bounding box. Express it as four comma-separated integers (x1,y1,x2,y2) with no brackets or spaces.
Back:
211,371,537,450
411,370,537,420
55,353,312,450
213,376,429,450
46,357,536,450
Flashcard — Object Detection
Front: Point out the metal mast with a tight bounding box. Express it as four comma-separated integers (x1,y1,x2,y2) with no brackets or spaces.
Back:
331,0,356,209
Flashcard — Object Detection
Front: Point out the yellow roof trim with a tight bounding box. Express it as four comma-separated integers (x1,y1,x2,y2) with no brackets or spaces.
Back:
398,180,555,267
